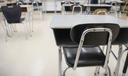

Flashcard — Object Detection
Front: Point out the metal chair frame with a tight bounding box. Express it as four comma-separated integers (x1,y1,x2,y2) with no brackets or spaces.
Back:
58,27,113,76
72,3,83,14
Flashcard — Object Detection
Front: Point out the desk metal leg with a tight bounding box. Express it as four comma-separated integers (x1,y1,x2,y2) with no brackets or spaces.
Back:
29,11,33,36
114,44,123,76
122,53,128,76
59,46,62,76
54,0,57,14
86,7,90,15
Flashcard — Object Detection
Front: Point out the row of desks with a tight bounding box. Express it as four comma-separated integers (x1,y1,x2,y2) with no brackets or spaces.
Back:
61,3,112,12
61,0,125,13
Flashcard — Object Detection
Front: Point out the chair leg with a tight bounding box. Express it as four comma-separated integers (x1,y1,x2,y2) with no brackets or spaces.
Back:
72,6,75,14
30,11,33,33
27,11,33,34
5,24,12,37
23,21,30,39
12,24,17,32
80,6,82,14
114,44,123,76
63,67,70,76
61,5,64,15
104,65,111,76
28,12,33,37
1,21,9,41
59,46,62,76
108,65,111,76
43,0,47,14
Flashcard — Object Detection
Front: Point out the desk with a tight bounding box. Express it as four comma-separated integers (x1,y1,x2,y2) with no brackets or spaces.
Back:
50,15,128,76
105,0,124,4
83,4,112,14
61,2,112,13
51,15,128,45
51,15,128,29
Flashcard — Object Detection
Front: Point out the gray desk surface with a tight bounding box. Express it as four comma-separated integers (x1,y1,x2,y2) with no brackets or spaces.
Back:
105,0,124,3
50,15,128,29
62,3,112,7
83,4,112,7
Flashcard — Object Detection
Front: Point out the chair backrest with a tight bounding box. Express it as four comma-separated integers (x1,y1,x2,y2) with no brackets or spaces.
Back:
33,2,42,6
1,5,21,23
91,0,98,4
70,23,120,45
71,4,83,14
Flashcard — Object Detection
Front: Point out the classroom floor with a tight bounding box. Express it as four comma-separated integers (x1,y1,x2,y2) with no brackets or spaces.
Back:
0,12,127,76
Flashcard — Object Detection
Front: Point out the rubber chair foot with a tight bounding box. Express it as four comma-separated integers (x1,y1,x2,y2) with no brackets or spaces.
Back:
94,72,99,76
14,30,17,32
7,35,12,38
30,34,32,37
104,73,107,76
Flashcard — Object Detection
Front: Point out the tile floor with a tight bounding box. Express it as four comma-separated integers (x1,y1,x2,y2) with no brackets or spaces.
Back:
0,12,127,76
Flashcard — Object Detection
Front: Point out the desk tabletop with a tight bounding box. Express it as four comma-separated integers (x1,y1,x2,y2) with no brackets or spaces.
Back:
50,15,128,29
105,0,124,3
62,3,112,7
83,4,112,7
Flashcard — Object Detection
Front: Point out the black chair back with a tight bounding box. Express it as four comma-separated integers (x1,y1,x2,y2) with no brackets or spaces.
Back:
1,5,21,23
70,23,120,45
91,0,98,4
33,2,42,6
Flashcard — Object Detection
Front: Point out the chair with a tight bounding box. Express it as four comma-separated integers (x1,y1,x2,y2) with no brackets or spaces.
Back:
71,2,83,14
110,1,121,17
61,0,74,14
32,1,45,19
1,5,30,38
32,1,42,11
59,23,120,76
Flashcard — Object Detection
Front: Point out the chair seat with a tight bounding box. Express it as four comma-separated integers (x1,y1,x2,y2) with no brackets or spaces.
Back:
63,46,105,67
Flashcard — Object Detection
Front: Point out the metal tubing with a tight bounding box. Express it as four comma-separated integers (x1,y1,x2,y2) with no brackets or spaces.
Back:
73,28,113,70
59,46,62,76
